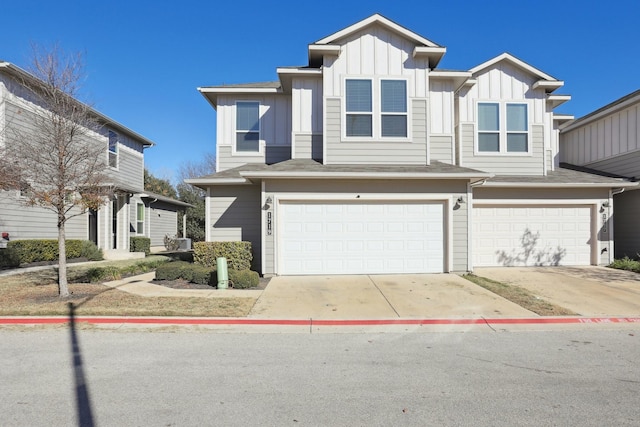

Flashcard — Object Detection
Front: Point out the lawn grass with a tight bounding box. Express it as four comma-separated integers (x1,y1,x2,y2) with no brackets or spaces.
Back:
462,273,576,316
0,259,256,317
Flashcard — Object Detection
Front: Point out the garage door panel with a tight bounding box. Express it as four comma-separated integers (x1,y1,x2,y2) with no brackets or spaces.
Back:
473,205,592,267
280,201,444,275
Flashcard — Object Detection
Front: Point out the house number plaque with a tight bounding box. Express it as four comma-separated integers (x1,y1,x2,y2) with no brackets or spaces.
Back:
267,211,272,236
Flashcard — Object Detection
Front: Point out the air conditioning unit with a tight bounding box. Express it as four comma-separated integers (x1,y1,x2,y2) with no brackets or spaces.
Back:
176,238,191,251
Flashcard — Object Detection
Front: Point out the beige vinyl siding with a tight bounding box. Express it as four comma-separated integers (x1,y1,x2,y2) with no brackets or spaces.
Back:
613,189,640,258
430,135,454,164
208,184,261,272
0,191,87,240
293,133,323,161
218,145,291,171
325,98,428,165
460,123,545,175
561,102,640,166
107,130,145,190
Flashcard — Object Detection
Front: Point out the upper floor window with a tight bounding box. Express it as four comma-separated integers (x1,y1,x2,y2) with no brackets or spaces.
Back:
236,101,260,152
108,130,119,168
477,102,529,153
345,78,408,139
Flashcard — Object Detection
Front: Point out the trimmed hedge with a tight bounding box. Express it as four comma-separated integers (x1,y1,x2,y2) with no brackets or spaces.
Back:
0,247,21,269
7,239,103,264
193,241,252,271
154,260,259,288
229,269,260,289
130,236,151,255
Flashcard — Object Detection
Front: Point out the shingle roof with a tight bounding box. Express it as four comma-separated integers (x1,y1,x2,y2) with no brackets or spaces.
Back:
485,167,635,186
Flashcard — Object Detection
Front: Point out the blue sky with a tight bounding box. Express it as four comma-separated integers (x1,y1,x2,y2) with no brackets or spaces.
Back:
4,0,639,182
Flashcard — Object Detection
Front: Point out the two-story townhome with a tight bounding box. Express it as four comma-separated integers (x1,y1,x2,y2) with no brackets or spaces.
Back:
188,14,635,275
560,90,640,259
0,60,190,256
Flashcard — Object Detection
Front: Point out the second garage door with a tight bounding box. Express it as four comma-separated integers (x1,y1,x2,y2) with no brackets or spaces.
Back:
472,205,593,267
279,201,444,275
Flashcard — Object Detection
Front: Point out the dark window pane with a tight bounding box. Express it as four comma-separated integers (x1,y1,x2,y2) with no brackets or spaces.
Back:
236,102,259,131
236,132,259,152
381,115,407,137
381,80,407,113
346,80,372,112
346,114,372,137
478,133,500,152
507,133,528,152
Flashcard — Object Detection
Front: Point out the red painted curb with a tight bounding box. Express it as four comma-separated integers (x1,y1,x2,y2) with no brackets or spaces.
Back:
1,316,639,326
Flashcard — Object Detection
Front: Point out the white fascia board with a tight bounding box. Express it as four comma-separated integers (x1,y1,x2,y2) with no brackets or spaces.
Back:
547,94,571,109
482,181,638,188
314,14,440,47
277,67,323,93
429,70,472,91
413,46,447,67
197,87,279,94
534,80,564,92
553,114,574,121
469,53,556,81
239,171,492,181
307,44,341,56
184,178,249,185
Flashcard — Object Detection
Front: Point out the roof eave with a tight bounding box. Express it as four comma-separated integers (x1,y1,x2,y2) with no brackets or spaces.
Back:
482,182,638,188
238,171,492,181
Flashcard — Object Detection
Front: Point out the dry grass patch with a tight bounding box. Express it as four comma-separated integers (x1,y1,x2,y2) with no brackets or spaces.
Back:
463,274,576,316
0,271,255,317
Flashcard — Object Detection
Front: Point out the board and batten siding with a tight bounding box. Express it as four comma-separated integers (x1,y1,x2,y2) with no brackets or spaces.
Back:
216,94,292,173
324,98,428,164
322,24,429,99
208,184,262,272
460,123,545,175
292,77,323,134
561,102,640,168
429,79,454,135
263,179,469,274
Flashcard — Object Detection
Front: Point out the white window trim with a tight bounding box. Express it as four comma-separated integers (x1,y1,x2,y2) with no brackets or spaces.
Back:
342,76,411,142
474,100,532,156
136,202,145,235
108,130,119,170
233,100,263,156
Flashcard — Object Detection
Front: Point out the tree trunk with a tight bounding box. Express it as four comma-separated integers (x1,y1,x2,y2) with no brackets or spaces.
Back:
58,221,69,297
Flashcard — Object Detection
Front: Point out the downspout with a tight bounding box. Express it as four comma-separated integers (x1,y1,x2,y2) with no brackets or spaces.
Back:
466,178,489,272
607,188,625,262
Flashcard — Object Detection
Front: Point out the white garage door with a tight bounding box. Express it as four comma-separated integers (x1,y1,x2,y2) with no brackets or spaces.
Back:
472,205,593,267
280,201,444,275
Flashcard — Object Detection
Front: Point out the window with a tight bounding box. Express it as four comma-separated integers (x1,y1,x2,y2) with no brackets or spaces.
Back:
477,102,528,153
136,203,145,235
346,79,372,137
381,80,407,137
108,130,118,168
236,101,260,152
345,78,408,139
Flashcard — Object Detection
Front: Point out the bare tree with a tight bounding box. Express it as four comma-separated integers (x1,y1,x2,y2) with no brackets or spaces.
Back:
177,152,216,190
176,153,215,241
5,45,112,297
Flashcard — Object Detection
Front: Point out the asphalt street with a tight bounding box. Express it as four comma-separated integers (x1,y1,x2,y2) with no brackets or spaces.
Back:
2,328,639,426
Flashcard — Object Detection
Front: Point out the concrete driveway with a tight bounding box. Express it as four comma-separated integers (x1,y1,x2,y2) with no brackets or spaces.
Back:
249,273,535,319
474,266,640,317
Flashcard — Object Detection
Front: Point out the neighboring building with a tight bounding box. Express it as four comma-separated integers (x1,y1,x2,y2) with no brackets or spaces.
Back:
0,60,189,255
188,14,635,275
560,90,640,259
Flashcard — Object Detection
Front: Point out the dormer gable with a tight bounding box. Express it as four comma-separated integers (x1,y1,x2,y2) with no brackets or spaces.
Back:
308,14,446,69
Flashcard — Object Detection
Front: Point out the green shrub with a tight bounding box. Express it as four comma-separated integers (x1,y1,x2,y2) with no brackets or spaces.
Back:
79,240,103,261
229,269,260,289
7,239,90,264
82,266,122,282
155,261,217,286
193,241,252,270
0,247,21,268
609,257,640,273
130,236,151,255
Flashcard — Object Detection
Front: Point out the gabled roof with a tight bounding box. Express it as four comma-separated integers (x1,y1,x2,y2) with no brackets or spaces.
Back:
308,14,446,68
0,61,155,148
469,53,563,93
